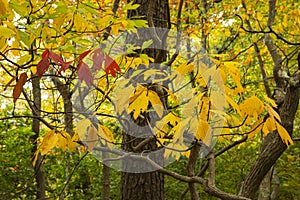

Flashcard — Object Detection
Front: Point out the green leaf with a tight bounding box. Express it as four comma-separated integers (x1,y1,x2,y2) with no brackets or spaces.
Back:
133,20,148,28
18,30,30,47
141,39,153,51
123,2,140,10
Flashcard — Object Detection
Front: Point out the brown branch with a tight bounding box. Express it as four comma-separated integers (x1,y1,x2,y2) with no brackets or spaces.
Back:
186,143,201,200
235,14,300,46
208,151,215,186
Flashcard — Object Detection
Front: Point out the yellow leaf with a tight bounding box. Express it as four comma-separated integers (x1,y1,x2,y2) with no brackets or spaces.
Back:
199,96,210,121
182,150,190,158
148,90,164,118
223,62,244,93
0,0,8,16
128,85,146,103
240,96,264,121
181,93,201,119
87,125,98,152
111,24,120,35
196,119,211,143
0,26,16,39
74,13,87,32
275,121,294,145
57,131,70,151
262,117,276,135
154,112,180,137
100,125,116,143
164,146,172,158
263,95,277,108
39,130,58,155
173,118,190,143
225,95,242,116
257,12,263,21
114,82,134,114
0,37,8,53
32,151,39,166
68,133,79,151
76,119,91,139
265,103,281,122
287,155,295,162
128,89,148,120
162,86,179,105
176,62,195,75
248,117,264,139
98,15,113,29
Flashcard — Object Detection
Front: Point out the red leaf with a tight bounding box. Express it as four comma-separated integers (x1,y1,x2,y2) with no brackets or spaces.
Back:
42,49,50,58
77,50,92,61
91,48,105,70
49,52,64,65
37,57,50,79
78,61,93,87
4,76,16,91
13,73,27,103
104,55,120,77
59,61,73,73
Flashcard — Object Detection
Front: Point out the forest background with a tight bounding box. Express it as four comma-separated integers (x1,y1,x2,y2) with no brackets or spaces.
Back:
0,0,300,199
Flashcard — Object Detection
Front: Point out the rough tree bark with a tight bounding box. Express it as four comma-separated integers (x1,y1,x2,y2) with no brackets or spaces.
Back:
240,0,300,198
120,0,170,199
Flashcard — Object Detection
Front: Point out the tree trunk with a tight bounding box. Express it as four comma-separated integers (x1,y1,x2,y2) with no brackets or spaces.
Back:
51,75,74,199
240,86,299,198
121,0,170,199
31,75,46,200
240,0,299,198
258,167,272,200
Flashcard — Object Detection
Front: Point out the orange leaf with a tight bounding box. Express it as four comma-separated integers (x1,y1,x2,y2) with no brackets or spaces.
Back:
104,55,120,77
13,73,27,103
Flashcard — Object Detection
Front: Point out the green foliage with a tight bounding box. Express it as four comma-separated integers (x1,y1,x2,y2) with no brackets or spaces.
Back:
0,109,36,199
